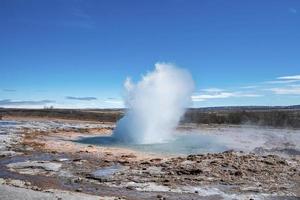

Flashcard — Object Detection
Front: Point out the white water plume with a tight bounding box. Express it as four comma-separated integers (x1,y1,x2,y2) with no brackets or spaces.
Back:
113,63,194,144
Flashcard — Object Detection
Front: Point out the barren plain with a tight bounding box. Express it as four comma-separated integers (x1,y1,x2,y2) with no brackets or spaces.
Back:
0,108,299,200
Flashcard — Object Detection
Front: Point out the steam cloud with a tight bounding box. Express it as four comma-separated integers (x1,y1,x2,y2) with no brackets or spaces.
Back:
113,63,195,144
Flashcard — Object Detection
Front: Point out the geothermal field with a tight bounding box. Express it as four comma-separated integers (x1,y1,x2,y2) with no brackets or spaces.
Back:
0,109,300,200
0,65,299,200
2,0,300,199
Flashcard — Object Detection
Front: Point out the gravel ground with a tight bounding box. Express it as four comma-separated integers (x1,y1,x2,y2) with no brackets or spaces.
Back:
0,118,299,200
0,184,117,200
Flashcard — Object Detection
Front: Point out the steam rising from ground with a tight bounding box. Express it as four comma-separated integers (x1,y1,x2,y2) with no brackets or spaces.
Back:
113,63,194,144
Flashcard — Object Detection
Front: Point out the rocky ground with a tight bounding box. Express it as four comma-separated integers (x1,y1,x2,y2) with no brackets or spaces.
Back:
0,117,299,200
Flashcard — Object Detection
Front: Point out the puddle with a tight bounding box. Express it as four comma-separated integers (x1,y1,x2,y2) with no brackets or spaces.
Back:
91,165,124,178
0,121,20,126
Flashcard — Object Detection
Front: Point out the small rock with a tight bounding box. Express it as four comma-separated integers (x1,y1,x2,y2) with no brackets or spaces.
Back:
73,177,83,183
223,150,234,154
0,178,6,185
32,186,41,191
126,185,135,190
0,151,17,157
263,160,274,165
7,161,62,173
234,170,243,176
141,161,151,165
150,158,162,163
25,181,31,186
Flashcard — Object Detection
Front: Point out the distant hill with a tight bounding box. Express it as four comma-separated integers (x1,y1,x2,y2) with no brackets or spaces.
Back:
189,105,300,112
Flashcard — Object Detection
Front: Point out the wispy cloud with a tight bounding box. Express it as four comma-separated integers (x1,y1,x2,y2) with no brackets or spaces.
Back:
72,7,91,19
201,88,224,92
265,75,300,84
192,92,234,101
64,3,95,29
240,85,259,89
268,86,300,95
2,89,16,92
192,89,261,102
66,96,97,101
289,8,297,14
103,97,123,104
277,75,300,80
103,99,123,105
61,20,95,29
265,80,299,84
0,99,55,106
15,2,95,30
233,75,300,97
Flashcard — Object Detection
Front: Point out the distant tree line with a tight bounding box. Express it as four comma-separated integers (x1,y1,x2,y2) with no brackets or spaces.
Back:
0,108,124,122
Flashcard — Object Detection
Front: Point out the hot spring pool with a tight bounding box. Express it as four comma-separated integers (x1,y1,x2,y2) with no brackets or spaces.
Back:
77,133,228,155
77,125,300,155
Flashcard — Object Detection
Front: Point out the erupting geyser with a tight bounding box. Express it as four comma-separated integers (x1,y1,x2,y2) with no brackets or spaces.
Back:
113,63,195,144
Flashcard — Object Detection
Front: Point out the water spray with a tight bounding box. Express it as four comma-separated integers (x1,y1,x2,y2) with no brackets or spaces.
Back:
113,63,195,144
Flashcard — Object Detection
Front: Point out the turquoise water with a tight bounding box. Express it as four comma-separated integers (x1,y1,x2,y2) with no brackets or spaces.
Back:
77,133,228,155
0,121,19,126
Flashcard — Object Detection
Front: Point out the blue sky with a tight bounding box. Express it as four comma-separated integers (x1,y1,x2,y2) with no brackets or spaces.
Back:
0,0,299,108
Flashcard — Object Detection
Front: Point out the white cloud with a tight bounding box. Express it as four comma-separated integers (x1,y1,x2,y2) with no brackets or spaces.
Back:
0,99,55,106
277,75,300,80
240,85,259,89
264,75,300,84
66,96,97,101
265,80,299,84
103,100,123,104
191,89,261,102
268,86,300,95
239,94,262,97
201,88,224,92
288,84,300,87
192,92,234,101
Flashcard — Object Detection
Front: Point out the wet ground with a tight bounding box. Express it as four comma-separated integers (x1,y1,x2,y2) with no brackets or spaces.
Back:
0,118,299,199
